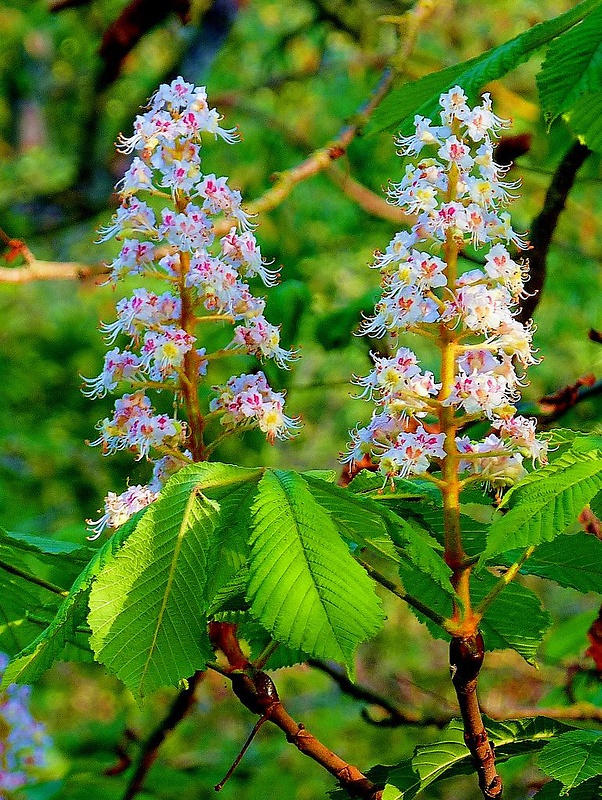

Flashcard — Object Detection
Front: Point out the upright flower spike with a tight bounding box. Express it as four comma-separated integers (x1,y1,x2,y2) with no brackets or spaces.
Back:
85,78,299,537
345,87,547,487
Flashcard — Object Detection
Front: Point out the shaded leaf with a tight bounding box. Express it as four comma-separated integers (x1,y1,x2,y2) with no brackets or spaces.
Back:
503,533,602,593
399,565,549,662
1,514,141,687
535,778,602,799
383,717,573,800
537,5,602,124
88,467,259,698
539,730,602,794
481,451,602,564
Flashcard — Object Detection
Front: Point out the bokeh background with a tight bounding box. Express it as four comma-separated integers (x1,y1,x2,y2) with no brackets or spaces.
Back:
0,1,601,798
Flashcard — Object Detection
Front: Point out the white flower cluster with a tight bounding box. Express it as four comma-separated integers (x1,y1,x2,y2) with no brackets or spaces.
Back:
345,86,547,484
86,78,299,536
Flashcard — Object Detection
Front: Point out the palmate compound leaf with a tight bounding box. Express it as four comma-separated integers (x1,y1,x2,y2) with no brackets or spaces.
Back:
480,450,602,565
248,470,384,667
367,0,602,135
538,730,602,795
399,564,550,663
537,4,602,125
0,512,143,688
88,463,262,700
382,717,574,800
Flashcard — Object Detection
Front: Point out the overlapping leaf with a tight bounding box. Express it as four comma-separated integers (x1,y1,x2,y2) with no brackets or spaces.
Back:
248,470,384,666
383,717,573,800
399,565,549,662
503,533,602,593
1,514,139,688
481,451,602,564
539,730,602,794
368,0,602,134
535,778,602,799
537,5,602,124
88,464,261,699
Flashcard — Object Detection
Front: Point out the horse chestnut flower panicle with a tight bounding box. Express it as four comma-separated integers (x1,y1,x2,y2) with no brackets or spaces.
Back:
0,652,51,793
344,86,547,486
85,78,299,537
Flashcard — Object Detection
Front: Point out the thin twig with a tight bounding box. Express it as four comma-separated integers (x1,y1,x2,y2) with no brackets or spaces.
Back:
474,546,536,617
519,141,591,323
355,557,452,632
308,659,450,728
122,670,205,800
0,558,69,597
209,623,382,799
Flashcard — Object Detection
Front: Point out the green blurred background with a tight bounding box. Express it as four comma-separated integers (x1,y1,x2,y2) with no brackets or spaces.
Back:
1,0,601,797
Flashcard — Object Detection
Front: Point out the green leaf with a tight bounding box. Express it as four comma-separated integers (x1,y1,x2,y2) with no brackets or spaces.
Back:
481,451,602,564
248,470,384,666
240,619,309,670
535,777,602,799
89,472,229,698
473,575,551,664
539,730,602,794
368,0,602,134
564,90,602,152
347,470,441,503
383,717,573,800
0,528,94,566
537,5,602,124
302,474,399,563
0,571,57,656
1,514,140,687
503,533,602,593
399,566,549,662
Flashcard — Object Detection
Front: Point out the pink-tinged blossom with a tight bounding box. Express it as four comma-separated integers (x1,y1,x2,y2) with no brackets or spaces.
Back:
88,80,298,535
141,328,196,380
97,197,157,242
101,289,181,343
345,86,546,483
232,316,298,368
87,484,159,539
493,416,548,465
82,348,146,398
106,239,156,282
379,427,446,479
220,228,279,286
210,372,300,442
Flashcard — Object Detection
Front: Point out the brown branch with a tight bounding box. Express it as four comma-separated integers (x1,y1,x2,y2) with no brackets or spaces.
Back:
450,633,502,799
210,0,439,232
209,622,382,799
518,141,591,323
49,0,91,10
308,659,449,728
535,374,601,425
227,669,382,799
122,670,205,800
98,0,191,88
